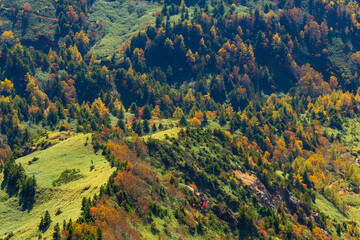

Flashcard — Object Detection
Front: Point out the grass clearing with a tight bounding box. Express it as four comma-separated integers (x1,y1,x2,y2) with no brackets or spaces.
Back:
143,127,181,141
0,133,114,239
324,117,360,153
328,37,355,76
88,0,161,57
315,192,347,222
343,195,360,207
348,206,360,222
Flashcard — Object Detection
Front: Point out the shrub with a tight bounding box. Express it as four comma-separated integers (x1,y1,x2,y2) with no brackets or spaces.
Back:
52,169,83,187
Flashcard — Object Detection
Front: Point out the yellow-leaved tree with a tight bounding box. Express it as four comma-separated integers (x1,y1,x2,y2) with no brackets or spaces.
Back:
0,78,14,93
190,117,201,127
1,31,14,44
25,73,49,108
173,107,184,119
91,98,109,116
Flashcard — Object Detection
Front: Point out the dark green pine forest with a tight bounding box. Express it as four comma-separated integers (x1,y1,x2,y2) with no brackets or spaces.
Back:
3,0,360,239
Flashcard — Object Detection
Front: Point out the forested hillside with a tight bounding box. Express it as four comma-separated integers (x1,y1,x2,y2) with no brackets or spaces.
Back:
2,0,360,239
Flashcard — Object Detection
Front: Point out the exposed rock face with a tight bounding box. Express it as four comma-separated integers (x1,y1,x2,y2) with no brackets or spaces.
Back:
213,203,238,227
233,169,333,235
234,170,305,215
275,186,303,211
234,170,276,210
274,185,307,222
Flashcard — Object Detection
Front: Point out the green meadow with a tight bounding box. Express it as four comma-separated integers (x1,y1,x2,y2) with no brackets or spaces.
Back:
0,133,114,239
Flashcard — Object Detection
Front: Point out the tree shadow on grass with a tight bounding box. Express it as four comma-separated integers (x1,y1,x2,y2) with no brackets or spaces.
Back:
1,179,20,198
19,194,35,212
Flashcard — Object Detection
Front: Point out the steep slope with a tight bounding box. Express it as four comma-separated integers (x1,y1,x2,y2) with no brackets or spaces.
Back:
0,0,57,48
0,133,113,239
88,0,161,57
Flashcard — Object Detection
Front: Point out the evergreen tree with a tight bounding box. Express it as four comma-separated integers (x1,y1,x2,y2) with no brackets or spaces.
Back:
219,113,226,126
135,108,140,118
152,124,157,133
143,120,150,133
41,210,52,232
97,228,103,240
56,101,66,119
39,217,44,231
202,111,208,126
130,102,138,113
142,105,152,120
180,115,188,126
39,210,51,232
118,119,126,131
118,107,124,119
53,223,61,240
19,175,36,210
48,108,59,127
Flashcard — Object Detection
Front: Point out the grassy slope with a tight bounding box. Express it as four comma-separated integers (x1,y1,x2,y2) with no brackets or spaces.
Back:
317,118,360,225
143,127,181,141
87,0,249,58
315,193,347,222
88,0,161,58
324,118,360,152
0,133,114,240
0,0,57,42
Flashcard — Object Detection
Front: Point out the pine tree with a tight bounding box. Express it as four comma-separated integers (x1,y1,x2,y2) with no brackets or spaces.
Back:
130,102,138,113
39,217,44,231
142,105,152,120
180,115,188,126
53,223,61,240
143,120,150,133
45,210,51,222
97,228,103,240
135,108,140,118
43,210,52,231
39,210,51,232
118,119,126,131
152,124,157,133
203,111,208,126
48,108,59,127
119,107,124,119
219,113,226,126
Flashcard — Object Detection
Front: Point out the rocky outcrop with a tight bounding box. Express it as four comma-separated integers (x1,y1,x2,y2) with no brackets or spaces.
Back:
234,170,276,210
234,170,305,218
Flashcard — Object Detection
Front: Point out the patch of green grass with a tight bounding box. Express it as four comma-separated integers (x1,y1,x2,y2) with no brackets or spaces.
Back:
315,192,347,222
325,117,360,152
328,37,355,76
0,133,114,239
88,0,161,57
343,195,360,207
143,127,181,141
348,207,360,222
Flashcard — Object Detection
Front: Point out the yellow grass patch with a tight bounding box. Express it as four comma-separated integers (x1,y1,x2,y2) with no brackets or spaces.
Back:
0,133,114,239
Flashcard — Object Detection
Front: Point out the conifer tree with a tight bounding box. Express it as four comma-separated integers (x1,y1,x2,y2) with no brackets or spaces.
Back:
97,228,103,240
143,120,150,133
152,124,157,133
180,115,188,126
53,223,61,240
143,105,152,120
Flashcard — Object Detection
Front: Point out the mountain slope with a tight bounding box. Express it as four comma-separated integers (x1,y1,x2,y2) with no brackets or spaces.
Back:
0,133,113,239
